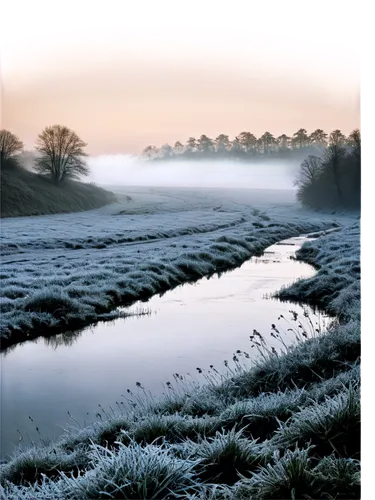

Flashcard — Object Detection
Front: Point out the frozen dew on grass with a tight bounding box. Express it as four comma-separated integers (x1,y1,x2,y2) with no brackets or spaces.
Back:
1,189,344,347
0,192,360,499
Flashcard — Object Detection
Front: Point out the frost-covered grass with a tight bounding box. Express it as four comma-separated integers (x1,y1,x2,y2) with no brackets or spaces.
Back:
0,187,347,348
0,188,360,498
277,221,360,321
0,365,360,498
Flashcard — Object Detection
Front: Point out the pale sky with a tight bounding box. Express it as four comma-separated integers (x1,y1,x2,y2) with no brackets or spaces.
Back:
0,0,360,155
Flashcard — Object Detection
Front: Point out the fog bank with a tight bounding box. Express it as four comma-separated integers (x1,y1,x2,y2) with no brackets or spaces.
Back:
87,155,299,190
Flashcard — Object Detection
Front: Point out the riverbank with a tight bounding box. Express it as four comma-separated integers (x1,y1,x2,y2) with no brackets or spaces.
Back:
0,214,360,499
1,187,344,350
1,235,332,458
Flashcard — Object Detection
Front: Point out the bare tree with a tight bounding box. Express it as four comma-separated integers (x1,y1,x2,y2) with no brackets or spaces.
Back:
294,155,322,188
0,129,24,167
34,125,89,183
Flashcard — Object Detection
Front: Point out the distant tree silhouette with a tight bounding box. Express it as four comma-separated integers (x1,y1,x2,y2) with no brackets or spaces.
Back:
236,132,257,154
186,137,197,153
143,145,158,159
160,143,173,158
277,134,290,148
292,128,310,149
230,136,244,156
143,128,358,171
214,134,230,154
329,129,346,145
347,129,361,158
0,129,24,168
197,135,214,154
309,129,328,147
259,132,276,155
173,141,184,154
34,125,89,183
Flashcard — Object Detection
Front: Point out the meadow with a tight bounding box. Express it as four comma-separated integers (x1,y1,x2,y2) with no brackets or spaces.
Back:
0,187,351,349
0,186,360,499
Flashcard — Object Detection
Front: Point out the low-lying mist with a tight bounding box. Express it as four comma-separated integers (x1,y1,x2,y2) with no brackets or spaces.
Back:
87,155,299,190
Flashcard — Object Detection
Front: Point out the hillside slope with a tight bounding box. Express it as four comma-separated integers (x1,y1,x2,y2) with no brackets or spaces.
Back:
1,163,116,218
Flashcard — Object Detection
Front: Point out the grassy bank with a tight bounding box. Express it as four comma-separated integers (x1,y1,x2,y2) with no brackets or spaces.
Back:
0,221,360,499
1,216,334,350
277,223,360,322
1,162,115,218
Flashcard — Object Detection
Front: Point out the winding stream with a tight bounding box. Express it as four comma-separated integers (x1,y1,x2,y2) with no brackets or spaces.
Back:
1,235,333,459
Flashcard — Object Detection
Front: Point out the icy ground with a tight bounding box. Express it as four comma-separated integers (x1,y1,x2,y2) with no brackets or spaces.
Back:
0,186,357,346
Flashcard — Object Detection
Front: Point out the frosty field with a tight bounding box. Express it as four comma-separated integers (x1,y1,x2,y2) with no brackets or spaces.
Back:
0,186,360,499
1,232,334,459
0,186,353,349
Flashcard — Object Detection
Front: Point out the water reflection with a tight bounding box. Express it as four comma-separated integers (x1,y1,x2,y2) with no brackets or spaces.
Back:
2,308,153,355
1,235,334,459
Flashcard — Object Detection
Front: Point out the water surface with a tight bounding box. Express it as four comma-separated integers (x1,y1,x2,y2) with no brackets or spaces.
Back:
1,235,331,459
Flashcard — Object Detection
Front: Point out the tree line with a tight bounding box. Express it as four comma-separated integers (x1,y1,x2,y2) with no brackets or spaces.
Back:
142,128,352,161
1,124,360,210
143,125,360,210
